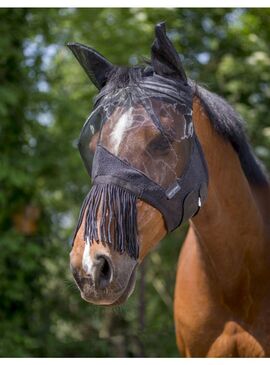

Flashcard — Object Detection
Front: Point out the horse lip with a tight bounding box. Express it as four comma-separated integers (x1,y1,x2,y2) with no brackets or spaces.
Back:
110,264,137,306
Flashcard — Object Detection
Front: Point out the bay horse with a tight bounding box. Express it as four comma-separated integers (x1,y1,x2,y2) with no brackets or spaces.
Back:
68,23,270,357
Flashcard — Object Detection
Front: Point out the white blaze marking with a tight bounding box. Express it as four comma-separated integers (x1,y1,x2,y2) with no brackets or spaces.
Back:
110,109,133,154
82,237,93,275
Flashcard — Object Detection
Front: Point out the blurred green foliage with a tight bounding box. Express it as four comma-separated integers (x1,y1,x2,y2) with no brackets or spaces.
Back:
0,8,269,357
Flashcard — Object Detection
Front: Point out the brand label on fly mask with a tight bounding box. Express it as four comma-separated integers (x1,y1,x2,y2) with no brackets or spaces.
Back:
166,181,181,199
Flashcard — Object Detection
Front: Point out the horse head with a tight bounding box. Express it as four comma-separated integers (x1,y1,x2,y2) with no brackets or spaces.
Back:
68,22,208,306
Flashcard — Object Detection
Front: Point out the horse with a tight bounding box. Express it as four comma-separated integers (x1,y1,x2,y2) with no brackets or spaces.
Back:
67,22,270,357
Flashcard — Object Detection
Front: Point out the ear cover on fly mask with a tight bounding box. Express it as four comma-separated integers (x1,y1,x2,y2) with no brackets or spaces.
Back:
67,42,114,89
151,22,187,83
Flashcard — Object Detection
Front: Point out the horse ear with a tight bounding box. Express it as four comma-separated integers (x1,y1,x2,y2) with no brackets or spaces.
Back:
67,42,114,90
151,22,187,83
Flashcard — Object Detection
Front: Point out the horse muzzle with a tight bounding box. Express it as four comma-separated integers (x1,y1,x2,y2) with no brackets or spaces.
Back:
70,244,138,306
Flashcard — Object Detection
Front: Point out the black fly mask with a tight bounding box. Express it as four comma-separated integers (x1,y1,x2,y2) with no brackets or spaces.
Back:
68,23,208,259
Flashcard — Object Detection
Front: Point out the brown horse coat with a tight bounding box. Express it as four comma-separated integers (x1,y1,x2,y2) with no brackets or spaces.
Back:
173,98,270,357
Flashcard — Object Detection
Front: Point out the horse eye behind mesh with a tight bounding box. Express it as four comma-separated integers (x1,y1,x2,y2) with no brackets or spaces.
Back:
147,135,171,154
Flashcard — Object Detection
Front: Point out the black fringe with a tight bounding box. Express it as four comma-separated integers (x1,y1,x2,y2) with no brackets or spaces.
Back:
73,184,139,259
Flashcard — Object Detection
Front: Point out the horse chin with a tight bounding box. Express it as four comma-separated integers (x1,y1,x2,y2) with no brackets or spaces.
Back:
80,264,138,307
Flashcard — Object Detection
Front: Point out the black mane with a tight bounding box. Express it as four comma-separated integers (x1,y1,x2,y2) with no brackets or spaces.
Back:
192,83,269,186
106,66,269,186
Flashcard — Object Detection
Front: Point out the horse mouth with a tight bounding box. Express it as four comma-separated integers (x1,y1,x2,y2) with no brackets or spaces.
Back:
81,264,138,306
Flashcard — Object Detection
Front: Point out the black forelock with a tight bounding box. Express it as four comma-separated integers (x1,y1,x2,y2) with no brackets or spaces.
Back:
106,65,145,89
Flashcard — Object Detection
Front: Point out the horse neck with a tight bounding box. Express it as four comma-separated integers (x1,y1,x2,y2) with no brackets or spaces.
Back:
190,97,269,294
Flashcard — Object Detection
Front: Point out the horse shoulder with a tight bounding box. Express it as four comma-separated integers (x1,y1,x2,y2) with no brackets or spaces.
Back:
174,224,270,357
174,226,230,356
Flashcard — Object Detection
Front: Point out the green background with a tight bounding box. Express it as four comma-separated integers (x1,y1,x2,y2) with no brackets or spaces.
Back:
0,8,270,357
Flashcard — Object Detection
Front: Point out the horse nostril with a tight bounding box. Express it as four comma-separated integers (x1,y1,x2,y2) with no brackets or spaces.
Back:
100,258,110,280
95,254,113,290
